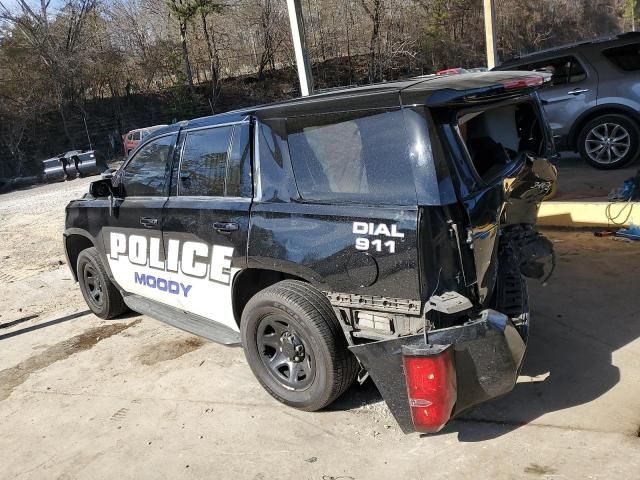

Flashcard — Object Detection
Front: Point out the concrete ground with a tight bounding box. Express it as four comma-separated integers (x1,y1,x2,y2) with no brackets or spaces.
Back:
0,177,639,480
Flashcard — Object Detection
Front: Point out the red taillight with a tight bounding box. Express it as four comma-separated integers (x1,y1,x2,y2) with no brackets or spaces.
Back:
501,75,544,90
402,345,456,433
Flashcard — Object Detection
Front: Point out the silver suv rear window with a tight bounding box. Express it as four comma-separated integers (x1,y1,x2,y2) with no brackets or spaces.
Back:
519,56,586,85
603,43,640,71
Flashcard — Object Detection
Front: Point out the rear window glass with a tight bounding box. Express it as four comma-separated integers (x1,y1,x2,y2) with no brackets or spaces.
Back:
286,109,416,204
457,102,544,183
603,43,640,71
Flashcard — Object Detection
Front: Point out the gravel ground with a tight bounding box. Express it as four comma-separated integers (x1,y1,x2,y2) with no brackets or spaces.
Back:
0,179,638,480
0,178,92,282
0,177,93,324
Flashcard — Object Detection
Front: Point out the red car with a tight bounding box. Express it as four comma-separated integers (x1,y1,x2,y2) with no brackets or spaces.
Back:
122,125,167,157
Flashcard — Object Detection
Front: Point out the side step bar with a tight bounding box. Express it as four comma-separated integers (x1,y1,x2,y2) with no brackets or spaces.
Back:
123,294,241,346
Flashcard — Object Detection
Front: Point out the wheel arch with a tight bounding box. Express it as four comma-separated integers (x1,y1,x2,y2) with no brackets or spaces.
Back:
64,230,96,281
568,104,640,151
231,268,314,329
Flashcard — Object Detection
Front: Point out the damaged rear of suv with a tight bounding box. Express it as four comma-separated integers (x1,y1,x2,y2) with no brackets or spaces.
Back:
347,73,557,433
65,71,556,435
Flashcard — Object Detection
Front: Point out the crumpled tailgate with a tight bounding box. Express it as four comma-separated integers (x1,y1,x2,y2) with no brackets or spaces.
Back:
349,312,526,434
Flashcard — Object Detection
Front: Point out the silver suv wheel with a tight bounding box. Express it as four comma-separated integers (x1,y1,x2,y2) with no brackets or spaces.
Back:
578,114,639,169
585,122,631,165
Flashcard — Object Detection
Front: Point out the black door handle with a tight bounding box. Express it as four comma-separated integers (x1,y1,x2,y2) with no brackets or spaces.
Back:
140,216,158,228
214,222,239,233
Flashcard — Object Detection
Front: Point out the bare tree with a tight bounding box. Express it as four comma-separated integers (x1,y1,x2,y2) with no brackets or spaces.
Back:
196,0,224,108
0,0,631,177
0,0,100,148
166,0,198,96
358,0,382,83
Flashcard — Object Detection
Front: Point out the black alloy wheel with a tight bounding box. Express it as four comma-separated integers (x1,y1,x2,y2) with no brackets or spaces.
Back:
240,280,358,411
77,247,128,319
257,314,315,390
82,262,104,309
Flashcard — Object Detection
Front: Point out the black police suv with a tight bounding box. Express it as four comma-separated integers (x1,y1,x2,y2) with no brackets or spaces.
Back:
64,71,557,434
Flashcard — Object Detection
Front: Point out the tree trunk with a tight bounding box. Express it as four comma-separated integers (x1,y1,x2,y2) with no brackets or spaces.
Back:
58,100,75,150
200,11,221,109
179,20,195,97
345,1,354,84
258,0,274,80
54,72,75,149
367,0,381,83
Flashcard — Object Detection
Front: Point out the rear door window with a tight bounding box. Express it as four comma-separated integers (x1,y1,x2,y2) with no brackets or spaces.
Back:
286,109,416,204
603,43,640,71
178,126,233,196
226,123,252,197
521,56,586,85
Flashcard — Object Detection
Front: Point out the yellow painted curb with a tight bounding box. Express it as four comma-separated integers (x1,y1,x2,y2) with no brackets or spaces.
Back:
537,201,638,227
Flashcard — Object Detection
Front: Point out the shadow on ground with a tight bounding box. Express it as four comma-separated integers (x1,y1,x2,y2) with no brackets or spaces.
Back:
0,310,141,341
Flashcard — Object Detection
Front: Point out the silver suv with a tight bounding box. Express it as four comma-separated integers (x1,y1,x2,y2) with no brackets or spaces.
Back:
495,32,640,169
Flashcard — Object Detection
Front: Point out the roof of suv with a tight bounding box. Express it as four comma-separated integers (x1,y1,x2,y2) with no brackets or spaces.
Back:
153,71,543,134
496,31,640,68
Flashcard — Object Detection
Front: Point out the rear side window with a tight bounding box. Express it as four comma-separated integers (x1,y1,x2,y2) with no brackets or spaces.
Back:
521,56,586,85
179,126,233,196
286,109,416,204
603,43,640,71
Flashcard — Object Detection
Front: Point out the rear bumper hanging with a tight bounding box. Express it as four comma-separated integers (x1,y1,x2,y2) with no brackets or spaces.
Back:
349,310,527,433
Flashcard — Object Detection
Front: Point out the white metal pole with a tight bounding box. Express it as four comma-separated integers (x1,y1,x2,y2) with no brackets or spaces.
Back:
484,0,498,69
286,0,313,96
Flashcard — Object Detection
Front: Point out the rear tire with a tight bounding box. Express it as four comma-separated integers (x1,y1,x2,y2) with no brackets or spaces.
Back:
240,280,358,411
578,114,639,169
77,247,128,319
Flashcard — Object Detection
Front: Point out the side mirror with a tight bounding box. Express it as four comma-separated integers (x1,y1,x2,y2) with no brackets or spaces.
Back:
89,178,122,217
89,178,113,198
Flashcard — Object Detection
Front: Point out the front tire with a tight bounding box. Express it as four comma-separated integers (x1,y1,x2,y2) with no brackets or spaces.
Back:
578,114,639,169
240,280,358,411
77,247,128,319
